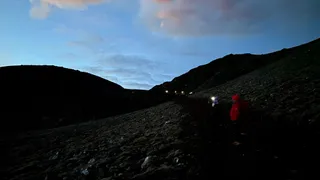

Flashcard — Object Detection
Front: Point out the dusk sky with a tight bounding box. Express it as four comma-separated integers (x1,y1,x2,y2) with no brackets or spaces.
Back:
0,0,319,89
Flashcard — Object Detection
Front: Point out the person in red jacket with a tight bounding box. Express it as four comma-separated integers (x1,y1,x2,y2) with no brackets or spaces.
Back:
230,94,249,121
230,94,240,121
230,94,249,139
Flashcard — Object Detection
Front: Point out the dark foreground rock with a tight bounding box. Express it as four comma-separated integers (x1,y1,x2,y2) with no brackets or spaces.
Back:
1,101,202,180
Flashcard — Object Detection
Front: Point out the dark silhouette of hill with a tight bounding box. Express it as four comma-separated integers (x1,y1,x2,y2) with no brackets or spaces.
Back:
151,38,320,94
0,65,174,133
0,65,124,96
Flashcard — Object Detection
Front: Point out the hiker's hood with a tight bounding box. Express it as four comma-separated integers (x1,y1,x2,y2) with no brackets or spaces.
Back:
232,94,240,101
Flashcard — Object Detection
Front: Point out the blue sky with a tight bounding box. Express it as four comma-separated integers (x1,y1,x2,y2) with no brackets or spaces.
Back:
0,0,319,89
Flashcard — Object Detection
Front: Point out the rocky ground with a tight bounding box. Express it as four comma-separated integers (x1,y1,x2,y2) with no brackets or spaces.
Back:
1,101,203,180
179,97,320,180
3,93,320,180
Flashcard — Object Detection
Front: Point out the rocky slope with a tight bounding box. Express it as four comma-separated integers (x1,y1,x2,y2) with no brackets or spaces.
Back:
193,37,320,121
151,38,319,95
1,101,202,180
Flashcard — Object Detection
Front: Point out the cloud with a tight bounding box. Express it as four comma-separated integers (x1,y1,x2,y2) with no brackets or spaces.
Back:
68,33,105,50
86,66,156,88
30,0,320,37
53,25,72,34
104,75,119,82
29,0,51,19
139,0,320,36
98,54,160,70
103,68,155,81
58,52,78,60
98,54,178,84
83,54,174,89
85,66,159,89
121,82,154,90
42,0,105,8
29,0,106,19
154,73,174,81
53,25,86,35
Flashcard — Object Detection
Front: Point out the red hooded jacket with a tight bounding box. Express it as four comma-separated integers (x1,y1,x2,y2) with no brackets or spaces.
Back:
230,94,249,121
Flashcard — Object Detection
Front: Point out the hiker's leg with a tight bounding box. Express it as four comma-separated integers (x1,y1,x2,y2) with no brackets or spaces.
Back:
230,121,239,141
239,114,248,134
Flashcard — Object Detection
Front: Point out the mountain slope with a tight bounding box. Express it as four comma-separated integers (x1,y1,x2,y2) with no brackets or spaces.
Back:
151,38,320,94
194,37,320,113
0,65,173,132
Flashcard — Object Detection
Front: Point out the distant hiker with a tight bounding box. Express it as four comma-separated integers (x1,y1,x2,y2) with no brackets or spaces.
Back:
211,96,219,107
206,95,224,137
209,95,229,128
208,96,219,120
230,94,249,136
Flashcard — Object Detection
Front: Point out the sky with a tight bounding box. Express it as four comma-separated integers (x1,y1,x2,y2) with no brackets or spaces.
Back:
0,0,319,90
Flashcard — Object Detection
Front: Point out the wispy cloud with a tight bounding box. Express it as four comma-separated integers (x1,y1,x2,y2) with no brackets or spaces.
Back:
29,0,51,19
121,82,154,90
58,52,78,60
97,54,163,84
104,75,119,83
139,0,320,36
53,24,85,35
85,66,159,89
83,54,175,89
29,0,106,19
98,54,159,70
68,33,105,51
31,0,320,37
105,68,161,85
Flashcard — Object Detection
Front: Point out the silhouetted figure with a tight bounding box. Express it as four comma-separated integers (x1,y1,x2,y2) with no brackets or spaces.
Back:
211,96,219,107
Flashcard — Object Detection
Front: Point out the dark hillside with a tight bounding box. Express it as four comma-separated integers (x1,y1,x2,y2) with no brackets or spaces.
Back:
0,65,124,96
151,38,320,94
0,65,174,132
194,37,320,116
